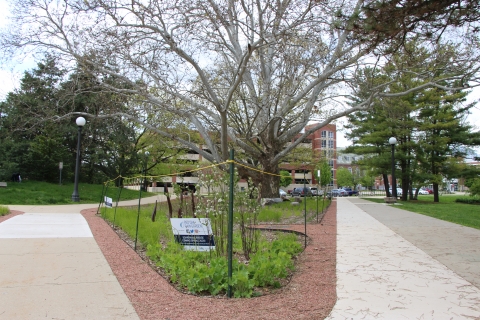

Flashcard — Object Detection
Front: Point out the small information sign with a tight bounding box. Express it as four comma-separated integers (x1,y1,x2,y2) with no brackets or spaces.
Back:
170,218,215,251
104,196,113,208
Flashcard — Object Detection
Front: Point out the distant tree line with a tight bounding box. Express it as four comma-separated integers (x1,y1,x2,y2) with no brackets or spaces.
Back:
0,57,183,184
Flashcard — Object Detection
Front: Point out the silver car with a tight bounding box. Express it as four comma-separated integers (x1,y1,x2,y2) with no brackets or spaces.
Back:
310,187,324,196
327,189,348,198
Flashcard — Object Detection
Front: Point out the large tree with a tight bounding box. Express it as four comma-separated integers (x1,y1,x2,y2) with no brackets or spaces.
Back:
0,58,185,183
2,0,479,196
346,42,480,201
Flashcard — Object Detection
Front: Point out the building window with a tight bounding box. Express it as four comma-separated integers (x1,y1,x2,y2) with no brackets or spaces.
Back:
321,140,327,148
328,140,334,148
348,167,352,173
328,131,334,139
321,130,327,138
329,160,334,167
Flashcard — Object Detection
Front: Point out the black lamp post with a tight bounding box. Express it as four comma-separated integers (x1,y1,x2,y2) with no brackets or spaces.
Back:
72,117,86,202
389,137,397,199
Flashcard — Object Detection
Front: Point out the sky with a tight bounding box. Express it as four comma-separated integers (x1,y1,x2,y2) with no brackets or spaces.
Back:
0,1,479,151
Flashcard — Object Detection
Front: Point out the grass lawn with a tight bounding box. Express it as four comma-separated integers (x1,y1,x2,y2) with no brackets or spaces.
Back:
0,181,156,205
100,195,332,246
258,196,330,223
366,195,480,230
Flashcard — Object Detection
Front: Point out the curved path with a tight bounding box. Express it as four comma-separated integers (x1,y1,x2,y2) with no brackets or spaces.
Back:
1,196,480,319
0,196,165,320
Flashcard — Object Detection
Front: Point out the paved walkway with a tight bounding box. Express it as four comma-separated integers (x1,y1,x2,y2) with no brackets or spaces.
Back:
0,196,163,320
1,196,480,319
327,197,480,319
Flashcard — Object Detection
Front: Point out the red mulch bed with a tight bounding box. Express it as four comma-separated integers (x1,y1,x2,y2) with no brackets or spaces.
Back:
0,210,24,223
81,200,337,320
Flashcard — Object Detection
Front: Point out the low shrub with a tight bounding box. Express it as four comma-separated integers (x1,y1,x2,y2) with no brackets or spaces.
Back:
455,198,480,205
0,205,10,216
146,231,303,298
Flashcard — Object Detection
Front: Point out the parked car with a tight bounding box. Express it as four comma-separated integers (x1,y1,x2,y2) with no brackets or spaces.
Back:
327,189,348,198
291,187,313,197
342,188,358,196
389,188,403,196
309,187,324,196
424,188,433,194
279,189,287,197
418,189,430,195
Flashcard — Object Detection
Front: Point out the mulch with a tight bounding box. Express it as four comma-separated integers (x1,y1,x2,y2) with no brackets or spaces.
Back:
81,200,337,320
0,210,24,223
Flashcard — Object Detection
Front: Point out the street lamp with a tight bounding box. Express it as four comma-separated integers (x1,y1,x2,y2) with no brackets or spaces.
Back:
72,117,86,202
389,137,397,199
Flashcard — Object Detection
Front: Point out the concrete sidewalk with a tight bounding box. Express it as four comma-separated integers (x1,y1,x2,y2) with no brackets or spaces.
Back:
2,195,480,319
327,197,480,319
0,195,163,320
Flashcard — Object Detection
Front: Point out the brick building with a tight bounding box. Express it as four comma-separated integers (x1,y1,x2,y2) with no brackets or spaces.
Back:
280,123,338,189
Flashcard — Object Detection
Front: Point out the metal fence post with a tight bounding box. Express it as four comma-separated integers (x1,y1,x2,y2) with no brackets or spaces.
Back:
227,149,234,298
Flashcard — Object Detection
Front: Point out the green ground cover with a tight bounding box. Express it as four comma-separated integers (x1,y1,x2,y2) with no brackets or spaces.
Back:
0,181,155,205
100,196,330,297
366,195,480,229
0,205,9,216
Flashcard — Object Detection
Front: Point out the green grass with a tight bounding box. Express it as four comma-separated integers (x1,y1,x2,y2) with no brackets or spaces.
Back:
102,204,170,245
100,196,332,248
258,197,330,223
0,205,10,216
367,195,480,229
100,196,311,298
0,181,156,205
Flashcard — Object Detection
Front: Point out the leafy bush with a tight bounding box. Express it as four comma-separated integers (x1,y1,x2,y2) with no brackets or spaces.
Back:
145,231,303,298
455,198,480,205
0,205,10,216
102,167,326,298
468,178,480,197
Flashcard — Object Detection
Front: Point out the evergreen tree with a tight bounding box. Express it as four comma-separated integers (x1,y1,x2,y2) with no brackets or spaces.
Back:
346,42,480,202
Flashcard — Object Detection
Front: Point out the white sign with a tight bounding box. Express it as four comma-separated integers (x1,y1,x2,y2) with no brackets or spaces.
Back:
170,218,215,251
104,196,113,208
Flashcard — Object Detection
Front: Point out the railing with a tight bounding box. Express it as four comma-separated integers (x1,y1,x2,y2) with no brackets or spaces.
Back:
358,190,388,197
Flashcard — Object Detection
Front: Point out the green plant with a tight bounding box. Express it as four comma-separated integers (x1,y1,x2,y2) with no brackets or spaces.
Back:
142,221,304,298
469,178,480,197
0,205,10,216
455,197,480,205
103,176,313,298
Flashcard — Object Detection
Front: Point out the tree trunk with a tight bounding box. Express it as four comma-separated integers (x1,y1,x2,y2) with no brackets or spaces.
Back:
383,173,391,197
433,182,440,202
238,159,280,198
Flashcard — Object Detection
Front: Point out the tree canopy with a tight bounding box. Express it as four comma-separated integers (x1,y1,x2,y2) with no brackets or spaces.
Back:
1,0,479,196
345,42,480,201
0,58,183,183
